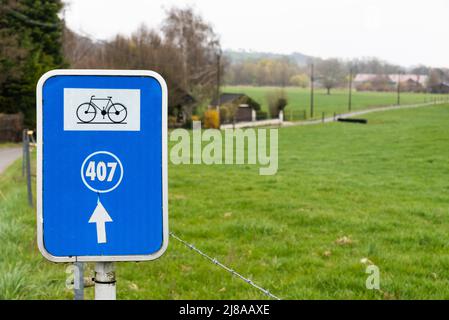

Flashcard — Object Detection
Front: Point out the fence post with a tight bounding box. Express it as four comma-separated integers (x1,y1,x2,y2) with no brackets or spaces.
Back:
25,131,33,208
22,129,26,177
74,262,84,300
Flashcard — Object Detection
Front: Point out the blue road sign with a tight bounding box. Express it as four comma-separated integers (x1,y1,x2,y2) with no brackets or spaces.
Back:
37,70,168,262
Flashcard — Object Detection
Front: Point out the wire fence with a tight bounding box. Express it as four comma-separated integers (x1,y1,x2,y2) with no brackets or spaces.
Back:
170,232,282,300
22,129,35,208
19,128,281,300
284,109,307,122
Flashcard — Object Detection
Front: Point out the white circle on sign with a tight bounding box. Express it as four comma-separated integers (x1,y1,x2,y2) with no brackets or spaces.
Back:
80,151,124,194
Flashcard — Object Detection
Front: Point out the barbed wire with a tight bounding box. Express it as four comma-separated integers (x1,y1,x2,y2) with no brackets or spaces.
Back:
169,232,281,300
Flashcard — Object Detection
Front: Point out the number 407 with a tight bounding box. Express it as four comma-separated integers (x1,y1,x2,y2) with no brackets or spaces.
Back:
85,161,117,182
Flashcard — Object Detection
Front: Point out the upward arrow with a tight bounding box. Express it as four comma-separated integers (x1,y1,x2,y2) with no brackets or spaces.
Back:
88,198,113,244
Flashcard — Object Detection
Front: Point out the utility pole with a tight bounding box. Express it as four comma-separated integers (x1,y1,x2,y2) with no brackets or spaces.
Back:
310,63,314,118
216,53,221,111
397,72,401,105
348,67,353,112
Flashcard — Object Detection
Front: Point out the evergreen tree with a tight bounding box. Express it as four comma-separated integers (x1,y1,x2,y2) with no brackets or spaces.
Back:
0,0,65,127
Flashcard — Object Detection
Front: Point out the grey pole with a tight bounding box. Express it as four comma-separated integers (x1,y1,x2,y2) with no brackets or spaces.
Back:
22,129,26,176
216,53,221,109
348,67,353,112
74,262,84,300
25,132,33,208
95,262,116,300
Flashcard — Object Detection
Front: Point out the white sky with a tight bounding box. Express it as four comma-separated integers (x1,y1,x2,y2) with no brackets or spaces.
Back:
64,0,449,68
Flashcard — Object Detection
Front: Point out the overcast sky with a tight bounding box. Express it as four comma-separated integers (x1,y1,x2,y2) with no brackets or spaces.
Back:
64,0,449,68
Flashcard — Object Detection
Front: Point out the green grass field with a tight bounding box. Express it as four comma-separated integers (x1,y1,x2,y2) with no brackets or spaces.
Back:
223,86,448,120
1,104,449,299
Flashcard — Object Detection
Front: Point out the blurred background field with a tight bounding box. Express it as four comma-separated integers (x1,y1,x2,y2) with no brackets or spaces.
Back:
2,104,449,299
223,86,446,120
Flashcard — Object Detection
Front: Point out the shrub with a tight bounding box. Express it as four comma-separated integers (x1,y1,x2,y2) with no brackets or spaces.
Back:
267,90,288,118
256,111,268,120
218,103,238,124
183,118,192,129
219,106,231,124
290,73,310,88
246,97,261,111
203,110,220,129
182,115,201,129
168,116,178,128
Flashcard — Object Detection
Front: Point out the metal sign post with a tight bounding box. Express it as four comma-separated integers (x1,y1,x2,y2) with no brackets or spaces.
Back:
36,70,168,300
94,262,116,300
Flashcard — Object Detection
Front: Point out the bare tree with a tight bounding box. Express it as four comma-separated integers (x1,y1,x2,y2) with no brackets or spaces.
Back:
63,27,102,68
62,7,222,120
162,7,221,95
316,58,346,94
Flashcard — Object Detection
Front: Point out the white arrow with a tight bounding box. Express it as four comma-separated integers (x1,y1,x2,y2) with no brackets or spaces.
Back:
88,198,113,244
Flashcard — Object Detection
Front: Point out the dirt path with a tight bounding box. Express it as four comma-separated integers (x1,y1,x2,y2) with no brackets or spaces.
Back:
0,147,22,174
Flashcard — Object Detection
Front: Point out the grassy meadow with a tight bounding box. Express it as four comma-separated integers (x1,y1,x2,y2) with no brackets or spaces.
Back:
223,86,448,120
1,104,449,299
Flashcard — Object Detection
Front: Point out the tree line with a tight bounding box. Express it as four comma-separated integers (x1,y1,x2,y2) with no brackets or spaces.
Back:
0,0,65,126
225,55,449,94
0,1,222,127
64,7,222,122
1,1,448,128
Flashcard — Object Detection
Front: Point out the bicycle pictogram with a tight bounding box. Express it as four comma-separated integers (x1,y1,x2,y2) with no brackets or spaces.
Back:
76,96,128,124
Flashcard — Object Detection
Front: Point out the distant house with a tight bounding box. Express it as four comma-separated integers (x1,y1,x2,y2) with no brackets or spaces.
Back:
210,93,247,108
354,74,394,91
170,88,196,124
430,82,449,94
354,73,387,84
210,93,260,123
355,73,428,85
354,73,428,92
388,74,428,87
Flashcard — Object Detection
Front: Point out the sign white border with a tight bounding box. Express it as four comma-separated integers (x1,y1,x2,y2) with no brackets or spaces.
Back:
36,69,169,262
